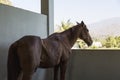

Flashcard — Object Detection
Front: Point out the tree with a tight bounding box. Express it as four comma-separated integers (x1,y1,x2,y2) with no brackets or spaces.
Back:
55,20,73,32
102,36,120,48
0,0,12,6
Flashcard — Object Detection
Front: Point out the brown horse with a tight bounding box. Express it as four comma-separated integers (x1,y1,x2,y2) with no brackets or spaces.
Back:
7,21,93,80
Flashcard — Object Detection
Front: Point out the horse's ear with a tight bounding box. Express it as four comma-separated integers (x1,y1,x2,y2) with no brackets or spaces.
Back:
76,22,80,25
81,21,84,25
81,21,85,27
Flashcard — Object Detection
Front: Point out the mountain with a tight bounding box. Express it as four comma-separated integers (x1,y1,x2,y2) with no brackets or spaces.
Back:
88,17,120,39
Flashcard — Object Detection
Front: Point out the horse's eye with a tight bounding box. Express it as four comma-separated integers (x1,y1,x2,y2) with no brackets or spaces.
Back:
87,29,89,32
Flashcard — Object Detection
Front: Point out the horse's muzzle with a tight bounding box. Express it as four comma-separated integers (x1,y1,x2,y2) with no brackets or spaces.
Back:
88,40,93,46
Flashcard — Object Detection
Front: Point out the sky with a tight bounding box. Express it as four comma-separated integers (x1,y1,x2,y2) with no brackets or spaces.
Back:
10,0,120,25
10,0,40,13
54,0,120,25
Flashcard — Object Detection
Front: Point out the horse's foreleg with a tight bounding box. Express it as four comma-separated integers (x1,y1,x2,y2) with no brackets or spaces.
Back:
17,71,23,80
22,72,33,80
60,61,67,80
54,65,59,80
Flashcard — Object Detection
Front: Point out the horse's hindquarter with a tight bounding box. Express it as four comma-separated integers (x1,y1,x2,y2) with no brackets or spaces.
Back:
17,36,42,72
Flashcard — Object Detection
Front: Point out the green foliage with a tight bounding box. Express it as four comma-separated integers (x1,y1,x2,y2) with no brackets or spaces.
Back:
0,0,12,6
102,36,120,48
56,20,73,32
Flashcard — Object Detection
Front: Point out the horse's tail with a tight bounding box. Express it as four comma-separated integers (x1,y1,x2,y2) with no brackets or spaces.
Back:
7,42,20,80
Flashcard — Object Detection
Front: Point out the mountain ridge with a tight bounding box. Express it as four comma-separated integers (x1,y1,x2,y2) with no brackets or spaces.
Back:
88,17,120,38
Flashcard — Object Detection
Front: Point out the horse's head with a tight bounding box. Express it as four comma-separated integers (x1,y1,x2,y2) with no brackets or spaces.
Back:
77,21,93,46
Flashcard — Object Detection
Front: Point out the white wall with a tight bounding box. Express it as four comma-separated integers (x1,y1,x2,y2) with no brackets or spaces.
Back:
0,4,47,80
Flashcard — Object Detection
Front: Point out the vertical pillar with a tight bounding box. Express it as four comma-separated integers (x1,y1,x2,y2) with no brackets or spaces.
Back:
41,0,54,35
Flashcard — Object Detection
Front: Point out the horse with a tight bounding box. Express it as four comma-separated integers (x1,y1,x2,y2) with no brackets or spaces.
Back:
7,21,93,80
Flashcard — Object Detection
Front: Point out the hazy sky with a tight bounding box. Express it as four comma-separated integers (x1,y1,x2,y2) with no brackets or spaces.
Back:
10,0,120,25
54,0,120,24
10,0,40,12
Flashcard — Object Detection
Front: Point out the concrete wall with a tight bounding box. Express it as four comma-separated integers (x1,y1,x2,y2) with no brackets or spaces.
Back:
0,4,48,80
67,50,120,80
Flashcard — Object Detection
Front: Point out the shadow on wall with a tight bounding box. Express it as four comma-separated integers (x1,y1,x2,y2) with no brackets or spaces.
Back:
0,46,8,80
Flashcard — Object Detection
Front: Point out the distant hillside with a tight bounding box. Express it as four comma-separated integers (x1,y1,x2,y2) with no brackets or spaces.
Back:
88,17,120,39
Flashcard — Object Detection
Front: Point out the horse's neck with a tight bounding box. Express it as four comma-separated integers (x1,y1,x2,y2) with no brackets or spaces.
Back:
61,26,80,47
